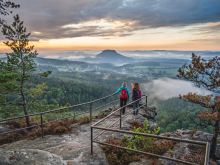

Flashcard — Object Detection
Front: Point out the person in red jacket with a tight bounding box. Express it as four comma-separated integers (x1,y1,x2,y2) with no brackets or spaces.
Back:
115,82,130,114
131,82,142,115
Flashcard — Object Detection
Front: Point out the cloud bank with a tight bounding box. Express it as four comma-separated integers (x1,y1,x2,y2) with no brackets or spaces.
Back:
142,78,212,101
14,0,220,40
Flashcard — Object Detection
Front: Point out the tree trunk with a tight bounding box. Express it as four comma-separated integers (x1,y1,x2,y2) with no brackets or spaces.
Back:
20,84,30,127
21,87,30,127
19,48,31,127
210,119,219,159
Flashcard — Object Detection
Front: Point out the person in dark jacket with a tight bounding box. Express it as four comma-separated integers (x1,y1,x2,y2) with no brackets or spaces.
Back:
132,82,142,115
115,82,130,114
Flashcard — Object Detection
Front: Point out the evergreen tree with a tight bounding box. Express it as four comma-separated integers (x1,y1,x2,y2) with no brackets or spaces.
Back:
178,53,220,159
1,14,37,126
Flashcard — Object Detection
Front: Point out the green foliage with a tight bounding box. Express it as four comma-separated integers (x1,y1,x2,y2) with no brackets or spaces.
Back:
178,54,220,91
0,60,18,93
178,54,220,159
2,14,38,79
103,120,172,165
0,14,41,126
28,83,47,98
122,120,160,151
39,71,52,77
156,97,212,133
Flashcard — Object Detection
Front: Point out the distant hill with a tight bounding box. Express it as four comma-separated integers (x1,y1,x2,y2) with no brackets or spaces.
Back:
83,50,133,64
35,57,116,72
36,57,88,66
96,50,130,60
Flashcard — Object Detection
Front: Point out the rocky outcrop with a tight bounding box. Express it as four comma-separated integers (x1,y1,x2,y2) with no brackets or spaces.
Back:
0,149,66,165
0,106,156,165
0,125,10,133
139,106,157,120
161,129,213,142
0,123,108,165
128,129,215,165
129,159,153,165
1,106,217,165
121,105,158,130
159,129,215,165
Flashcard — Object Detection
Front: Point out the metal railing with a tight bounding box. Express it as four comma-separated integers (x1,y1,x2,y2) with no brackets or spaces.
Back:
0,93,118,137
91,95,210,165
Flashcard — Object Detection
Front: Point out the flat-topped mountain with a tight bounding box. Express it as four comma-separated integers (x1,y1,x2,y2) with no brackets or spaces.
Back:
92,50,132,64
96,50,130,60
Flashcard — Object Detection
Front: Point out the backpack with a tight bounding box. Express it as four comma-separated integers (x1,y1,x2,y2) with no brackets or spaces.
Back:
120,89,128,100
138,89,142,98
132,89,141,100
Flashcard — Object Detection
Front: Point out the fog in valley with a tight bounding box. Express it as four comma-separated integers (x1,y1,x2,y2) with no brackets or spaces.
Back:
142,77,212,101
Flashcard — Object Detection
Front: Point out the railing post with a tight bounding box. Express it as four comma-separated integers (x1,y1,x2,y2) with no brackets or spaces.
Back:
145,96,148,108
91,126,93,155
120,108,122,129
90,102,93,122
40,113,44,138
204,142,210,165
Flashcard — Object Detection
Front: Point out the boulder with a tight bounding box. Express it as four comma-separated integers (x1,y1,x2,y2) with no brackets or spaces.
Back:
129,159,154,165
139,106,157,120
192,131,213,142
0,149,66,165
159,129,215,165
0,125,10,133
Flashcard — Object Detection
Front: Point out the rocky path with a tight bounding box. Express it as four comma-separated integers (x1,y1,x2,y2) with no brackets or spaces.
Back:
0,107,142,165
0,119,110,165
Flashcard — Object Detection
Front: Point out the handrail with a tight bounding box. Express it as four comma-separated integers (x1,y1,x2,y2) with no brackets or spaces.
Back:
0,93,116,123
93,126,207,145
90,95,211,165
92,96,145,127
0,93,118,137
93,140,198,165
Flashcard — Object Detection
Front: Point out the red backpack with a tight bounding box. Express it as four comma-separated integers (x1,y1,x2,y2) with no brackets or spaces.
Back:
120,89,128,100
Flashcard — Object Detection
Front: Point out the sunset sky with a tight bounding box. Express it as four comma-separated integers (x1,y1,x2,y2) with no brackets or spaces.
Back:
0,0,220,51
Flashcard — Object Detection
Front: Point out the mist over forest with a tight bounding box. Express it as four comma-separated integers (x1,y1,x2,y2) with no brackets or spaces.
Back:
2,49,217,133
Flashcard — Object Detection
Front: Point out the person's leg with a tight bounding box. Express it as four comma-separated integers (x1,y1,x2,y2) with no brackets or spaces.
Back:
123,100,127,114
122,100,126,115
120,99,123,114
136,101,140,115
135,102,138,115
133,100,136,115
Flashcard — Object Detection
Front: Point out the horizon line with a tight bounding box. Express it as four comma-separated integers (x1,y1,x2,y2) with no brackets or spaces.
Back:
1,49,220,53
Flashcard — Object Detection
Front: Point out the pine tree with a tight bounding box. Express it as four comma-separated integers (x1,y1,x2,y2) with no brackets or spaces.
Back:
1,14,38,127
0,0,19,25
178,53,220,159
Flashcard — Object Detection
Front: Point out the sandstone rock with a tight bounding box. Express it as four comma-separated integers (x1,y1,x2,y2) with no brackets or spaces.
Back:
121,106,158,131
129,159,154,165
0,122,109,165
0,125,10,133
192,131,213,142
139,106,157,120
159,129,215,165
0,149,66,165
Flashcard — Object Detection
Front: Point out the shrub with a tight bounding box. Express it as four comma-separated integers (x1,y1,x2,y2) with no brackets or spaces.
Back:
102,120,173,165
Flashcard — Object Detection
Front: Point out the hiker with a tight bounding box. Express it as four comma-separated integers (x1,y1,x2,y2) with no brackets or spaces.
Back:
131,82,142,115
115,82,130,114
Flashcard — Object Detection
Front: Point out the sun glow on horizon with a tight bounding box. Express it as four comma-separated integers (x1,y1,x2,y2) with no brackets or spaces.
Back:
0,21,220,52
